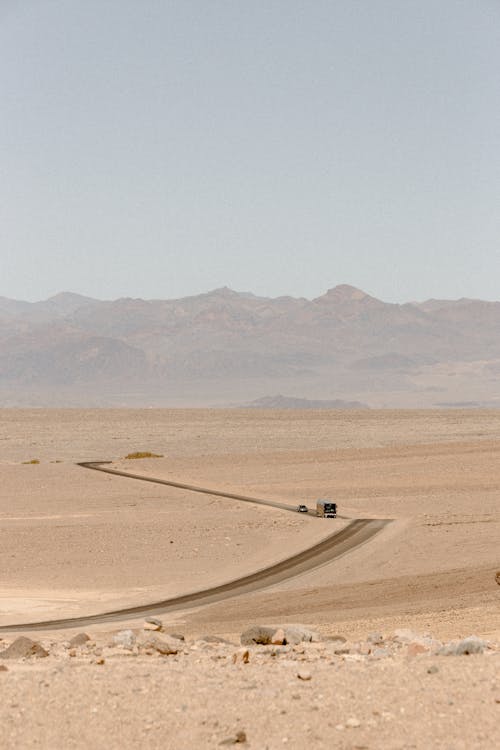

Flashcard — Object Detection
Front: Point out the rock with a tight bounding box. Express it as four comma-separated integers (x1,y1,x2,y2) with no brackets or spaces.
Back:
199,635,233,644
407,642,428,658
439,635,487,656
69,633,90,648
427,665,439,674
112,630,136,650
219,730,247,745
271,628,286,645
346,718,361,728
241,626,277,646
143,622,162,632
241,624,320,647
0,665,8,672
392,628,419,644
0,637,48,660
145,616,163,627
326,634,347,643
297,670,312,681
371,647,391,659
367,632,384,645
359,642,371,656
284,625,321,645
168,633,185,641
232,649,250,664
334,644,351,655
495,571,500,586
139,634,179,655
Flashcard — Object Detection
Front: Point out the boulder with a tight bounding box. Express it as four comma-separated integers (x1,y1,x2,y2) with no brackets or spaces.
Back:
283,625,321,645
139,634,179,655
439,636,487,656
240,626,277,646
241,624,321,646
112,630,136,650
0,637,48,660
68,633,91,648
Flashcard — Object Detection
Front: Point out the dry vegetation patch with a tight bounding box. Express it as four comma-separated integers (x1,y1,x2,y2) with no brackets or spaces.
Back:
124,451,163,459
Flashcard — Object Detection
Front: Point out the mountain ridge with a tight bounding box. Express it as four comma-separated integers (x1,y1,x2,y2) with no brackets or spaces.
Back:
1,285,499,407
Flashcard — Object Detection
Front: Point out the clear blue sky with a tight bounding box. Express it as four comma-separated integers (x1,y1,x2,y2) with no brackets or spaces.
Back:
1,1,499,303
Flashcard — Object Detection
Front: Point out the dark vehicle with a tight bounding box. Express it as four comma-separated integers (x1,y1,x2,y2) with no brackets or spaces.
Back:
297,504,309,513
316,500,337,518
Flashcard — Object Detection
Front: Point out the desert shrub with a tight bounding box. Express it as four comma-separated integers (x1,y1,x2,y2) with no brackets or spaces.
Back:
124,451,163,460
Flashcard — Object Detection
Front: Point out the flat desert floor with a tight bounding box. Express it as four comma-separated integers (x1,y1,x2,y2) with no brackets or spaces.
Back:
0,409,499,749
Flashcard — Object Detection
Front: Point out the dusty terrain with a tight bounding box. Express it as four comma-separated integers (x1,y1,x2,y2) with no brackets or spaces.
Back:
0,408,499,748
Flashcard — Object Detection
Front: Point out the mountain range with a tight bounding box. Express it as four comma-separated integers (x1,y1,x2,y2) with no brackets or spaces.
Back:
1,285,499,407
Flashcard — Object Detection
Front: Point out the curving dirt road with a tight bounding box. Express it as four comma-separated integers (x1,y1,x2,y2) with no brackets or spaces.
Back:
0,462,390,632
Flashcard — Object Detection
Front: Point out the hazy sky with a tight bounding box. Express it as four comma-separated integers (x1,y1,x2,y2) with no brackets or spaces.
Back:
1,1,499,303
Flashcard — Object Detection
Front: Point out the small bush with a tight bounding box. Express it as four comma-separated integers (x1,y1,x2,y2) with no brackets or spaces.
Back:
22,459,40,465
124,451,163,460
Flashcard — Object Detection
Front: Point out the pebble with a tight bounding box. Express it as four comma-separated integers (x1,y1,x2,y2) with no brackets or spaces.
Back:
143,621,162,632
346,717,361,728
232,649,250,665
219,730,247,745
297,670,312,681
367,632,384,645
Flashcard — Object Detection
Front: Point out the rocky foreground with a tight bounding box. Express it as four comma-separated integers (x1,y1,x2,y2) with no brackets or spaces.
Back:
0,622,499,749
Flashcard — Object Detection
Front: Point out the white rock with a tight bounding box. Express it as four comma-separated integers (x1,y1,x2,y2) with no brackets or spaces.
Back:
439,635,487,656
112,630,136,650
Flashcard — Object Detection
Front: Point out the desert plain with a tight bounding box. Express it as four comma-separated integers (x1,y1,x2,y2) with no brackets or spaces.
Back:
0,408,499,749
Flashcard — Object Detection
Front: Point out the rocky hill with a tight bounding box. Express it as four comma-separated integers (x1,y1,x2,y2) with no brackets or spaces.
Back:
1,285,500,406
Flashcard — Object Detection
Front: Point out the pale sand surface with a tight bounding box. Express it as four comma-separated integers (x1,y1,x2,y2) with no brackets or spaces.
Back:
0,409,499,748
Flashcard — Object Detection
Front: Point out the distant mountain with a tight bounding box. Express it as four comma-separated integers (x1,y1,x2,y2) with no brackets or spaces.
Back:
243,395,369,409
0,286,499,407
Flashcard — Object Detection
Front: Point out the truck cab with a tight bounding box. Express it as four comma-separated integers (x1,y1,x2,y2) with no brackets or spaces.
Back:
316,500,337,518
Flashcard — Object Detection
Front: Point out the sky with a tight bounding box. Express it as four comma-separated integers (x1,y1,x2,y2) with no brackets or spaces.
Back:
1,0,499,303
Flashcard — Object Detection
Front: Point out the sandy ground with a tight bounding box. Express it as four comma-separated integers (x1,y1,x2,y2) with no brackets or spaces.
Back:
0,408,499,748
